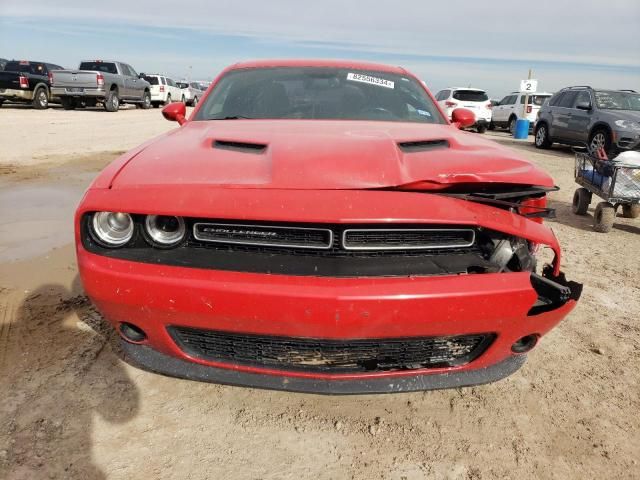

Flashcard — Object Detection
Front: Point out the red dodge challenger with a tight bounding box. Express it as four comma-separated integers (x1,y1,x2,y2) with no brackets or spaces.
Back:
76,60,582,394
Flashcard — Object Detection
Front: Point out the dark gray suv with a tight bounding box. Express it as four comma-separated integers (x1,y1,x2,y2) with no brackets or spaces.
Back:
534,86,640,153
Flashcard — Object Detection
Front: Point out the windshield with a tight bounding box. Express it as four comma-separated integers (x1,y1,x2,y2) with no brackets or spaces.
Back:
452,90,488,102
594,90,640,111
79,62,118,74
195,67,444,123
4,61,46,74
520,95,551,106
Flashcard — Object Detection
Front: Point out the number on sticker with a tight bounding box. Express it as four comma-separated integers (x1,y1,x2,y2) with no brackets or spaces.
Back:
346,73,394,89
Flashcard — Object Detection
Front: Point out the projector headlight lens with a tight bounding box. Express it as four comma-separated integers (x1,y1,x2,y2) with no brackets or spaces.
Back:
144,215,186,247
91,212,134,247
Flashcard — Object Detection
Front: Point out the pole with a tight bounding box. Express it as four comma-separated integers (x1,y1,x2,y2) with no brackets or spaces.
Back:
522,68,532,119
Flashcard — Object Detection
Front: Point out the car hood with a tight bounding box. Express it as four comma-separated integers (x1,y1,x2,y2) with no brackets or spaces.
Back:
110,120,554,190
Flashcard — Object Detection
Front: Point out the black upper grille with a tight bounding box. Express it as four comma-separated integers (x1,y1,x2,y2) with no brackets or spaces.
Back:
194,222,332,249
343,228,475,250
169,326,494,373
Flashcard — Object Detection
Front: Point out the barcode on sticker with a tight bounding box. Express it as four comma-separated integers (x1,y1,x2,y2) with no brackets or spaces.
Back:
347,73,394,89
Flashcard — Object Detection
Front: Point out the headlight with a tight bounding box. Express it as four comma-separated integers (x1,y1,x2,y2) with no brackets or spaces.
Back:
144,215,186,247
91,212,134,247
614,119,640,131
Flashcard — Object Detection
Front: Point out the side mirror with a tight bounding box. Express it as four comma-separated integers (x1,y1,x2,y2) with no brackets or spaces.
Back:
451,108,476,129
576,101,592,111
162,102,187,125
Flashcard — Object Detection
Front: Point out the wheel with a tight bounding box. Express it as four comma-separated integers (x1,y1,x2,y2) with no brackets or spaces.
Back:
488,121,495,130
32,87,49,109
0,100,4,108
104,89,120,112
192,96,198,107
508,116,517,134
152,102,160,108
476,125,487,134
588,129,612,156
165,94,172,105
593,202,615,233
181,95,186,103
622,204,640,219
534,123,552,149
61,97,76,110
572,188,592,215
141,91,151,109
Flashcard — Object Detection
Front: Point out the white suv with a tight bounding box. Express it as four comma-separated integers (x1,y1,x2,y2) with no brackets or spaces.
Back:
434,88,492,133
143,74,183,108
491,92,552,133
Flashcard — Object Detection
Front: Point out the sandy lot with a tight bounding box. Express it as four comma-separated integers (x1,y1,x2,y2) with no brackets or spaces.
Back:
0,107,638,480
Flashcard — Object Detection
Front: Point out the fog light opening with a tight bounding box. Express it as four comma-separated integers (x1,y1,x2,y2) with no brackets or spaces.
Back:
511,334,538,354
120,322,147,343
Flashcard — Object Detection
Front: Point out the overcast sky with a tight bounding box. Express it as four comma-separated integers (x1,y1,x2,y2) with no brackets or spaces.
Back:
1,0,638,97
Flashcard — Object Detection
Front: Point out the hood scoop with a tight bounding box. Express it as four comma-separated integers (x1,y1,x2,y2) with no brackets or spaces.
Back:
213,139,267,154
398,139,449,153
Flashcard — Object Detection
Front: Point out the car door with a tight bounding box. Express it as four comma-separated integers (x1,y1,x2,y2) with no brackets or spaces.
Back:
123,64,141,99
552,91,579,142
565,90,593,145
492,95,510,124
166,78,179,101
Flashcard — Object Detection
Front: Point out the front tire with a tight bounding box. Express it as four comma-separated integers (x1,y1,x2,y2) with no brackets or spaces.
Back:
534,123,552,149
164,94,172,106
32,87,49,109
476,125,487,134
508,116,517,135
192,96,198,107
572,188,591,215
593,202,615,233
104,89,120,112
622,204,640,219
589,129,612,156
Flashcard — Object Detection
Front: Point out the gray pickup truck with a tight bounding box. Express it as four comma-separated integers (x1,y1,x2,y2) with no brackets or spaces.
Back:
50,60,151,111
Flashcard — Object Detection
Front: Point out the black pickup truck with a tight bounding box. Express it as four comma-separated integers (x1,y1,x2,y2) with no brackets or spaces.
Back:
0,60,64,109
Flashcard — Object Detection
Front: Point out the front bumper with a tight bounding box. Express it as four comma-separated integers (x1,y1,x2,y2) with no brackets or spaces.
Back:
613,129,640,150
78,246,579,393
0,88,33,101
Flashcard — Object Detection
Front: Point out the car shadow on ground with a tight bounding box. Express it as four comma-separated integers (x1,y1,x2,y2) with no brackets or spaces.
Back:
0,276,139,479
486,133,577,158
548,198,640,235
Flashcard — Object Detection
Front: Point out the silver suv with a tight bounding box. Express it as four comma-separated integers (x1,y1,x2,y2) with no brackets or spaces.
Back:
534,86,640,153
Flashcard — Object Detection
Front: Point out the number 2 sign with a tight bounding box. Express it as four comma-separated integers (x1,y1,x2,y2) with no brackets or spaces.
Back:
520,79,538,93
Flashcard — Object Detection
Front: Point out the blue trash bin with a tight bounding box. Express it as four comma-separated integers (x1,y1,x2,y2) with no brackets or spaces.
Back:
513,119,530,139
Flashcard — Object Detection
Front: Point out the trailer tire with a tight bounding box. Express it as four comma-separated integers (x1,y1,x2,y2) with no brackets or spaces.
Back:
593,202,615,233
572,188,591,215
622,204,640,219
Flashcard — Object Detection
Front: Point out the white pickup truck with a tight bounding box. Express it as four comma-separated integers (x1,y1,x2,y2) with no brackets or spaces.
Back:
50,60,151,111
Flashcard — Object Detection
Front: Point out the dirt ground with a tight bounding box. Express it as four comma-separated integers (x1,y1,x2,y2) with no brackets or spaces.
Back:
0,107,639,480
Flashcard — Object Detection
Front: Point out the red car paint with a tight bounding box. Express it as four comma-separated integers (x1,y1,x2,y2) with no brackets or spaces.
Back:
76,59,580,393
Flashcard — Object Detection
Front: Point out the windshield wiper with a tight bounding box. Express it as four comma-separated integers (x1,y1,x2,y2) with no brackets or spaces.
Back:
210,115,254,120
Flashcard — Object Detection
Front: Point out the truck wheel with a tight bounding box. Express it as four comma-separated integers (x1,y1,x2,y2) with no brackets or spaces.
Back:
622,204,640,219
104,89,120,112
181,95,186,103
152,102,160,108
0,101,4,108
61,97,76,110
165,94,172,105
476,125,487,134
593,202,615,233
140,91,151,109
534,123,552,149
572,188,591,215
32,87,49,109
192,96,198,107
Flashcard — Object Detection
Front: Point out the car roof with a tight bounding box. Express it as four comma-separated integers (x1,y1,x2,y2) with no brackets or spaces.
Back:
227,59,408,75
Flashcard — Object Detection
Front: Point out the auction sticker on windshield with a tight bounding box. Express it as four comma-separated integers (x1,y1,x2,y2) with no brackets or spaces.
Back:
347,73,394,89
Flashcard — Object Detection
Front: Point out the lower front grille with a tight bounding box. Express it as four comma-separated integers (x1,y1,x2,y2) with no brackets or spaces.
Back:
168,327,494,373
